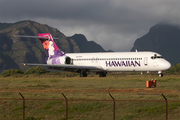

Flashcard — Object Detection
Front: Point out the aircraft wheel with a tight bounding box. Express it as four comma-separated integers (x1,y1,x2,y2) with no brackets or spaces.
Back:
80,73,83,77
80,71,87,77
159,73,163,77
99,72,106,77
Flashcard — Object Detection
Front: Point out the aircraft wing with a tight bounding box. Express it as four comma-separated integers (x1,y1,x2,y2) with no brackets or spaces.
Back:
23,63,103,72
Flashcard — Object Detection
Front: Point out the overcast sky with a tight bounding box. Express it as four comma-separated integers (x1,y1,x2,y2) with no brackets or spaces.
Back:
0,0,179,52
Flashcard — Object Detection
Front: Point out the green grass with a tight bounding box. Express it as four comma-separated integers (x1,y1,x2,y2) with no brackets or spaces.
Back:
12,105,27,111
0,74,180,119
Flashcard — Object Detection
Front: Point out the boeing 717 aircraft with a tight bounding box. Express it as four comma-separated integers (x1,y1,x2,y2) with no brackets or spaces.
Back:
15,33,171,77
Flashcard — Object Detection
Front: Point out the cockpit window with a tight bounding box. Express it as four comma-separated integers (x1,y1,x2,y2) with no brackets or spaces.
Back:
151,54,163,59
157,56,163,58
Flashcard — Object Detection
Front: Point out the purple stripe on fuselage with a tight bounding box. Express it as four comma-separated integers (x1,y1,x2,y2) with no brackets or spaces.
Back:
51,57,61,65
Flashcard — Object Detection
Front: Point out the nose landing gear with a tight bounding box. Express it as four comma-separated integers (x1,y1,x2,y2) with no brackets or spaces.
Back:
158,71,163,77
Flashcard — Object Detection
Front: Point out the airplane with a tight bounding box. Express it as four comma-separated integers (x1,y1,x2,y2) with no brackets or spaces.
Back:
14,33,171,77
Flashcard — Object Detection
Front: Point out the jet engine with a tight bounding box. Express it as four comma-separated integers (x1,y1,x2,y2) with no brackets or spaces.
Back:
47,56,73,65
59,56,72,65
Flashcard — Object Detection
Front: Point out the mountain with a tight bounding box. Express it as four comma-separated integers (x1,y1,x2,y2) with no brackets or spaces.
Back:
0,20,105,73
1,20,179,73
131,23,180,66
67,34,105,53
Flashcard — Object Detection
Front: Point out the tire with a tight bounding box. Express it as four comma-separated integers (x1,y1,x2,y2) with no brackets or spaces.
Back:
99,72,106,77
159,73,163,77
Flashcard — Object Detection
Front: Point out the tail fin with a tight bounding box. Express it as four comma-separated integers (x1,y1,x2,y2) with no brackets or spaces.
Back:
38,33,65,60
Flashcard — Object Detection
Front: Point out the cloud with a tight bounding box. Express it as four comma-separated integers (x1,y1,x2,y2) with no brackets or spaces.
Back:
0,0,179,51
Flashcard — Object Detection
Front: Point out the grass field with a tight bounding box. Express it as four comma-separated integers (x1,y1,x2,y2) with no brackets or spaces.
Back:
0,74,180,120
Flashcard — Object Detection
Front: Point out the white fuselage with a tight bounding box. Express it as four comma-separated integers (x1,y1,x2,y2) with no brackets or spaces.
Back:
47,51,171,72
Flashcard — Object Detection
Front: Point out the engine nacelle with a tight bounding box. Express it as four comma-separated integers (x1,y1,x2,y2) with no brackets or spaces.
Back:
60,56,72,64
47,56,72,65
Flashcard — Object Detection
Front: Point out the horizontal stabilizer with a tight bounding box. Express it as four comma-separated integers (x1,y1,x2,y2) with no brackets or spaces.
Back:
14,35,58,39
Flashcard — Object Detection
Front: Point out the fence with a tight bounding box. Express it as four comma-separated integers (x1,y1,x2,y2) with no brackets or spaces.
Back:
0,93,180,120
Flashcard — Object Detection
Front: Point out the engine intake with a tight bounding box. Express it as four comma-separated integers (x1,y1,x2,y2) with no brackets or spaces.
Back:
59,56,72,65
47,56,73,65
65,57,71,64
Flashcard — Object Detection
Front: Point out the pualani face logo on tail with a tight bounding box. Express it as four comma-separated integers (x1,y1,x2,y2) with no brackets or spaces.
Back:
38,33,65,63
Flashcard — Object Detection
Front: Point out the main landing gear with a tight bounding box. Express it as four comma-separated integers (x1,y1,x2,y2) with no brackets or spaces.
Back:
80,71,87,77
79,71,107,77
98,72,107,77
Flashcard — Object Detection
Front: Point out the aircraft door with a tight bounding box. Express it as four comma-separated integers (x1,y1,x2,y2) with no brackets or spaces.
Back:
144,57,148,66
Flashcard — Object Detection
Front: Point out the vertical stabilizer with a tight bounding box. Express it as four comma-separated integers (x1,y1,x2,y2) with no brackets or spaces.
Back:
38,33,65,62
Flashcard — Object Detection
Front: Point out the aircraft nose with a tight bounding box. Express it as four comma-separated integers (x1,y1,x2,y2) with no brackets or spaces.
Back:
163,61,171,70
158,60,171,70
